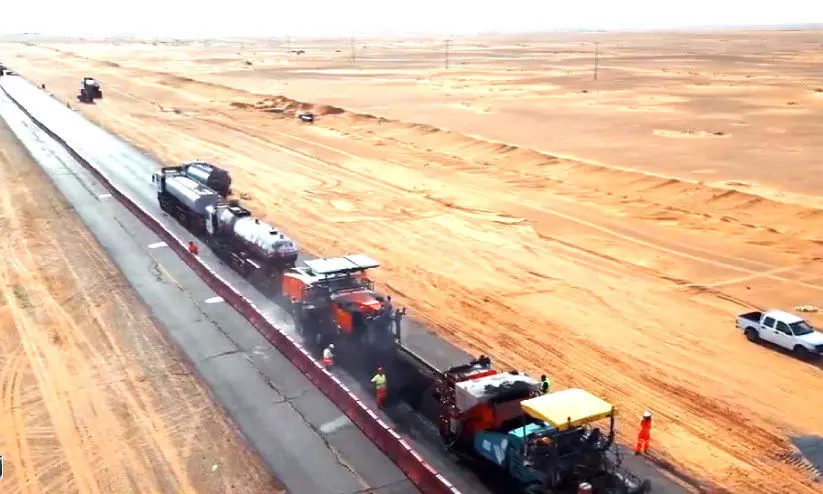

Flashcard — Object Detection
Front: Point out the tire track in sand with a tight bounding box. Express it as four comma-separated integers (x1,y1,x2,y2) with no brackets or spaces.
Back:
0,114,279,492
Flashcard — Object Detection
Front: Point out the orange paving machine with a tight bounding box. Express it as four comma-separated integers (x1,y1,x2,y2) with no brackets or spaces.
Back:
282,254,396,361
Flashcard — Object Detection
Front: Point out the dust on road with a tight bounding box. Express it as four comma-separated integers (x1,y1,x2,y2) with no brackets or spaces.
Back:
0,118,281,493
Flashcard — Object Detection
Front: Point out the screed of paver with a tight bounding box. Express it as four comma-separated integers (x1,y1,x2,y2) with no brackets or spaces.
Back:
4,31,823,493
0,120,281,493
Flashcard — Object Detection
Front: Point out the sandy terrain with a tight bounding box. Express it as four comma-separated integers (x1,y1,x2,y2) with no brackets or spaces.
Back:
3,29,823,492
0,119,280,492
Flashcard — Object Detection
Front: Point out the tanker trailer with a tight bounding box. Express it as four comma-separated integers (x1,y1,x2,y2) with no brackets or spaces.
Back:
182,161,232,197
205,202,299,276
156,170,220,234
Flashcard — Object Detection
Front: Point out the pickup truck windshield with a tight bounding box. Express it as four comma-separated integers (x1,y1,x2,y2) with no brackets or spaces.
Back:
789,321,814,336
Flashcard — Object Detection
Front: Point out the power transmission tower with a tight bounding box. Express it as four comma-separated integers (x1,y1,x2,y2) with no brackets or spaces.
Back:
350,37,356,63
593,42,600,81
445,39,451,69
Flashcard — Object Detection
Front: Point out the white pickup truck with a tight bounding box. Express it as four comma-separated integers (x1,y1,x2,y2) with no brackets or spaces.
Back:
737,309,823,358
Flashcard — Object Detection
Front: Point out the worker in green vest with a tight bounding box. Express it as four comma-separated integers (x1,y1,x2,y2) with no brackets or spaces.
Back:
540,375,552,394
371,367,387,407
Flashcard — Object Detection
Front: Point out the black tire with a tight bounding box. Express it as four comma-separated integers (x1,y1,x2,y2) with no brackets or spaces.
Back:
745,328,760,342
522,484,543,494
794,345,810,359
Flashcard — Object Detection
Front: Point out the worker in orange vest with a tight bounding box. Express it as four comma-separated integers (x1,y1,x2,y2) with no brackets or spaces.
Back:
371,367,387,407
322,344,334,369
187,241,199,255
635,411,652,455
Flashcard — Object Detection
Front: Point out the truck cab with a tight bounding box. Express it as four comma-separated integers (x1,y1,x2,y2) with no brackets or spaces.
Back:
283,255,390,347
737,309,823,357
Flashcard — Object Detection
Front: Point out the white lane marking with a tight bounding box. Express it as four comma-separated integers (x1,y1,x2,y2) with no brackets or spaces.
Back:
147,241,167,249
205,296,224,304
98,193,112,199
319,415,351,435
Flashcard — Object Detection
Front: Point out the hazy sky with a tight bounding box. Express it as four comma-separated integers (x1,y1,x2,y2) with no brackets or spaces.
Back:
5,0,823,37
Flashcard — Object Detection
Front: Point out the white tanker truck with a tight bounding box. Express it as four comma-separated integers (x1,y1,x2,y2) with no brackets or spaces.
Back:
153,167,298,275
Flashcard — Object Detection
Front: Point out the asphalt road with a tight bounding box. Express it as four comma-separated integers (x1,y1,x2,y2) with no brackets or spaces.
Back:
0,78,419,494
0,74,693,494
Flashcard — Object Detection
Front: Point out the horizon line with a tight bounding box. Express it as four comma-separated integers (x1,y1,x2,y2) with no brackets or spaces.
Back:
1,23,822,41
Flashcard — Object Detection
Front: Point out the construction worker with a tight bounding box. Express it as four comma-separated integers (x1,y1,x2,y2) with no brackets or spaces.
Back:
635,411,653,455
322,344,334,369
371,367,387,407
393,308,406,335
540,375,552,394
384,295,393,316
471,354,492,368
187,241,199,255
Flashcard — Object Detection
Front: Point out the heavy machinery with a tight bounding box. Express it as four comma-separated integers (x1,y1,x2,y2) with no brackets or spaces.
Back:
286,254,651,493
154,166,298,275
283,254,389,351
179,161,232,197
435,364,651,493
78,77,102,102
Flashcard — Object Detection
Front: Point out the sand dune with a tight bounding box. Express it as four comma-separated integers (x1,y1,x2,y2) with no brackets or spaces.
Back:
3,31,823,492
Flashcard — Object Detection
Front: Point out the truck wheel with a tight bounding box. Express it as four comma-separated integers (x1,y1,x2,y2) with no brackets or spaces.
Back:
745,328,760,342
794,345,810,359
522,483,543,494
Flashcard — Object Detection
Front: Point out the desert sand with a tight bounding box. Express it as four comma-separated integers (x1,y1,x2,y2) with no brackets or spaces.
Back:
0,119,279,492
2,29,823,492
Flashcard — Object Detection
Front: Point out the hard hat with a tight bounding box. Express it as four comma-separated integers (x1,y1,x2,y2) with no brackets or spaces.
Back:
643,411,652,419
328,344,334,349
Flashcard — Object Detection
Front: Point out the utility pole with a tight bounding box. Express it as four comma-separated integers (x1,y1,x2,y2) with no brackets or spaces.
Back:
286,36,291,53
445,39,451,70
593,42,600,81
350,37,356,63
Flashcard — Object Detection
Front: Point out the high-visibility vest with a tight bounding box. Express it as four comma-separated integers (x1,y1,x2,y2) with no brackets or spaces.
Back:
323,347,333,360
371,373,387,389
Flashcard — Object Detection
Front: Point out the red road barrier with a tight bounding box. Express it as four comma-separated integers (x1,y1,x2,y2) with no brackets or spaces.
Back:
1,83,461,494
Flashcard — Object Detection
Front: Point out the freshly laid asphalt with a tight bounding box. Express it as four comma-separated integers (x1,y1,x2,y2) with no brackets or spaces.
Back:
0,74,692,494
0,79,419,494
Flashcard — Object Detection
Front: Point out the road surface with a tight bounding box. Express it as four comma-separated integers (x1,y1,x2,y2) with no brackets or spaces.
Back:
0,106,283,492
0,75,693,493
0,78,417,494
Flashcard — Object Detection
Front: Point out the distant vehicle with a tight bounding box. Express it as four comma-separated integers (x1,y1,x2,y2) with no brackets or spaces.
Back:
737,309,823,358
180,161,232,197
78,77,102,102
298,112,314,123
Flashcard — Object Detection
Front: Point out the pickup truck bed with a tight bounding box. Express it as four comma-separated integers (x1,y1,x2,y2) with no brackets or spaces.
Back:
737,311,762,324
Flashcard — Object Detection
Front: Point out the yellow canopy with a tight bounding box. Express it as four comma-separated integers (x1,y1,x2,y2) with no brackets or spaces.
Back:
521,388,614,431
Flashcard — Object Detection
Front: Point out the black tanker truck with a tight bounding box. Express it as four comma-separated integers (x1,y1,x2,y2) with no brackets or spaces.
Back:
153,166,298,276
180,161,232,197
